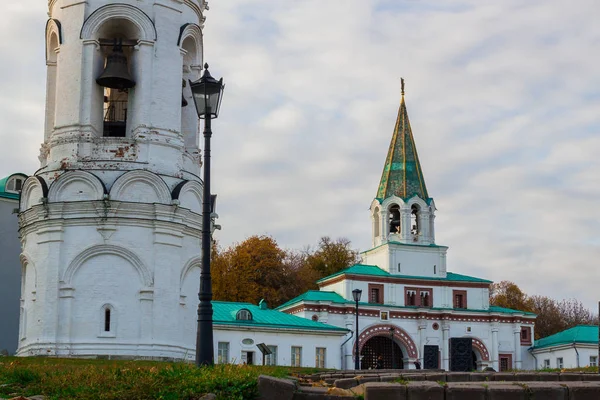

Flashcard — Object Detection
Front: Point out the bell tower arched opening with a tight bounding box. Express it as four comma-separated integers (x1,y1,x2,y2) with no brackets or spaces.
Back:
389,204,401,235
95,20,140,138
410,204,420,238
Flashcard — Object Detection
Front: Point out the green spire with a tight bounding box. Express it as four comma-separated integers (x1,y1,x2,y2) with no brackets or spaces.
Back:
376,80,429,201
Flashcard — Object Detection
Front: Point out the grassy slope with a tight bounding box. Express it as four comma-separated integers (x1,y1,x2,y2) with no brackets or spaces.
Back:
0,357,320,400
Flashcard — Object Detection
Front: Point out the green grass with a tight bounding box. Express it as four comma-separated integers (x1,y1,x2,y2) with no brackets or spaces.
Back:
0,357,321,400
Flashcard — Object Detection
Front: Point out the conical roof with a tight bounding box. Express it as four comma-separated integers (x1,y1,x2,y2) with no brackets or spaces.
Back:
376,82,429,202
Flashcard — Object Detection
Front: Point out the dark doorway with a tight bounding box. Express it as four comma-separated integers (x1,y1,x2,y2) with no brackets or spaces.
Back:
243,351,254,365
450,338,473,372
361,336,404,370
472,351,478,371
423,345,439,369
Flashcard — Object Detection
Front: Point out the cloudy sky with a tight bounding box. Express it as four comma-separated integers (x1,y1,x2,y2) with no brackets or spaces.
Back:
1,1,599,309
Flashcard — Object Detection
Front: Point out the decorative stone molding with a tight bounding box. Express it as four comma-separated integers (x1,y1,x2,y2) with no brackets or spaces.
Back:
179,256,201,292
80,4,158,41
171,180,203,214
45,18,62,62
62,244,153,287
109,170,172,205
48,170,107,203
178,23,203,64
20,176,48,211
464,337,490,361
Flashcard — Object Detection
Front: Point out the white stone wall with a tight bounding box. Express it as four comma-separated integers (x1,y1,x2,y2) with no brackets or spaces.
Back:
213,328,345,369
532,344,598,370
18,0,210,360
361,242,448,278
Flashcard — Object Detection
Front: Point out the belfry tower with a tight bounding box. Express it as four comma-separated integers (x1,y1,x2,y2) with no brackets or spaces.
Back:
362,80,448,277
17,0,208,359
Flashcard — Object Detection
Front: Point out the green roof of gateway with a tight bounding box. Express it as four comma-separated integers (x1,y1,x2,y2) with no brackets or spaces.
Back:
532,325,598,350
277,290,535,316
212,301,348,333
317,264,493,284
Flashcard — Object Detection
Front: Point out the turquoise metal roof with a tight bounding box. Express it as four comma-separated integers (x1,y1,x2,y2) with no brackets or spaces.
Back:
277,291,349,309
532,325,598,350
317,264,493,284
213,301,348,333
0,173,27,200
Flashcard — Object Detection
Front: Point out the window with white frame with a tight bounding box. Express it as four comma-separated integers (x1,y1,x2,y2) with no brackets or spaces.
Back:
265,345,278,366
291,346,302,367
557,357,563,369
316,347,326,368
5,177,23,193
590,356,598,367
217,342,229,364
543,359,550,368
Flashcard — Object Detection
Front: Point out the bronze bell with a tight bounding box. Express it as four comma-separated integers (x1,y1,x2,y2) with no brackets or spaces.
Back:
96,40,136,90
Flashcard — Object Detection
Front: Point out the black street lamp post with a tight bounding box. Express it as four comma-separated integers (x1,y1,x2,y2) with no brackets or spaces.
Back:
189,63,224,367
389,326,395,369
352,289,362,370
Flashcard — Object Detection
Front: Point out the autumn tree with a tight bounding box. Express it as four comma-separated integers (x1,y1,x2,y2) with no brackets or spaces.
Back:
489,281,533,313
491,281,598,339
212,235,291,307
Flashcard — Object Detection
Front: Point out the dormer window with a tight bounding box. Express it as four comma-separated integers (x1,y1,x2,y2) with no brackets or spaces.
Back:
236,309,252,321
6,177,23,193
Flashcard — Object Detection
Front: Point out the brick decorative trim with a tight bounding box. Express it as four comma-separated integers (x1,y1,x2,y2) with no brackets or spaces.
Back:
354,324,418,359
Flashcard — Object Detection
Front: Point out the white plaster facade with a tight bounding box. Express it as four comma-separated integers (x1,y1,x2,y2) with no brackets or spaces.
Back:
18,0,209,359
531,344,598,370
214,327,344,368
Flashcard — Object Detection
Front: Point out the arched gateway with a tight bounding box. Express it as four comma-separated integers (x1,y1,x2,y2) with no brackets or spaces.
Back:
354,324,418,370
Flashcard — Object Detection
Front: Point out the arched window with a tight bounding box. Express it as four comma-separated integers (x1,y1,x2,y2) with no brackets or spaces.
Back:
6,177,24,193
104,307,111,332
411,204,420,236
181,35,201,149
389,204,401,234
311,314,319,322
373,207,380,238
100,304,116,336
45,31,59,142
236,309,253,321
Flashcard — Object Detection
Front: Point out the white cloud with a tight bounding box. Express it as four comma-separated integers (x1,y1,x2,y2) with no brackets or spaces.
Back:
1,0,599,310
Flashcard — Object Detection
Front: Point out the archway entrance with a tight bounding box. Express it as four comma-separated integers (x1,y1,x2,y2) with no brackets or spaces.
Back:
361,336,404,370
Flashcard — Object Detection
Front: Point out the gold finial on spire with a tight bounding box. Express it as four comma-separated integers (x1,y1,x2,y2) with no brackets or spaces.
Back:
401,78,405,97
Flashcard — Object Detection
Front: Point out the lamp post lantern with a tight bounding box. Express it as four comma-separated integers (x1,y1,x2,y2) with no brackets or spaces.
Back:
389,326,395,369
352,289,362,370
189,63,224,367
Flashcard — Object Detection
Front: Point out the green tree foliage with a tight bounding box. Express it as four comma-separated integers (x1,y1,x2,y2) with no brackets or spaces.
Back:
490,281,597,339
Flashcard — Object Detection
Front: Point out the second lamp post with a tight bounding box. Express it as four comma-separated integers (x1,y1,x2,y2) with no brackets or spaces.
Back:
352,289,362,370
189,63,225,367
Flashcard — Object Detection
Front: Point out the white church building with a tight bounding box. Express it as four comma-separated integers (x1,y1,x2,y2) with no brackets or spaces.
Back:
277,86,537,371
15,0,537,371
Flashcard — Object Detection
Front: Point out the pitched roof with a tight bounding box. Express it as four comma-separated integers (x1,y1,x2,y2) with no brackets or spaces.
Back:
316,264,493,284
277,289,535,316
0,173,27,200
376,87,429,202
532,325,599,350
212,300,348,333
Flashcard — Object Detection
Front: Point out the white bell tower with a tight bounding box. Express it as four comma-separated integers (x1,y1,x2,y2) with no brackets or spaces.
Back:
362,82,447,278
17,0,209,359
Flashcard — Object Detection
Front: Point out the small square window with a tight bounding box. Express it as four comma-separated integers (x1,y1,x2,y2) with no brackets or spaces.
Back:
557,357,564,369
380,311,388,321
590,356,598,367
543,359,550,369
